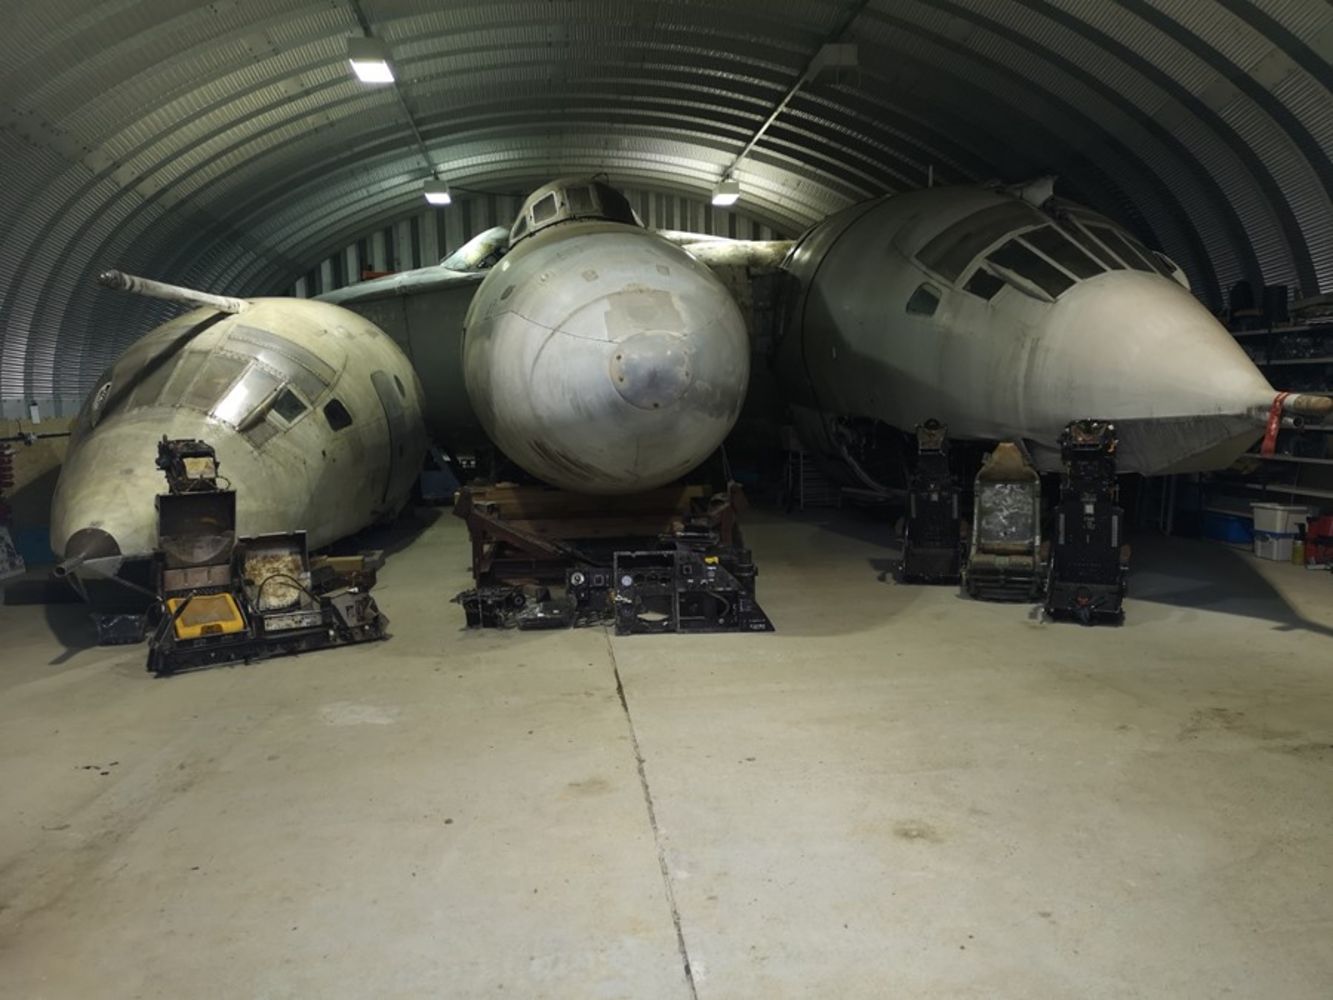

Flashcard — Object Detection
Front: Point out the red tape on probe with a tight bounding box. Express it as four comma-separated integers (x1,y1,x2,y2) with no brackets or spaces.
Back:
1260,391,1290,457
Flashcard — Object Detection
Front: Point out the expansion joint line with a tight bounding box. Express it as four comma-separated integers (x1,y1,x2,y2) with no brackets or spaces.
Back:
604,630,699,1000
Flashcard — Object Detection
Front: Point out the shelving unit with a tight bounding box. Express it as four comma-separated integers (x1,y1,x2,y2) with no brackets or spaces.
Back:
1189,312,1333,540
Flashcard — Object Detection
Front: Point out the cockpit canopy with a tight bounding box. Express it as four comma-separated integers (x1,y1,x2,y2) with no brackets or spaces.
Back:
913,191,1188,306
73,314,342,452
508,177,641,246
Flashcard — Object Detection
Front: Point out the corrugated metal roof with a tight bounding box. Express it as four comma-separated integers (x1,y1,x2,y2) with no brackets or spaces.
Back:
2,0,1330,406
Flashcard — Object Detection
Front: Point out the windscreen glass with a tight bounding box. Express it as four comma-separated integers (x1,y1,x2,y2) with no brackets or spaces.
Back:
963,269,1006,301
271,388,307,423
917,201,1042,282
532,194,559,224
125,353,184,412
1087,224,1155,273
179,353,247,413
986,240,1076,298
593,182,638,225
227,325,335,403
212,365,280,428
1122,232,1175,278
566,185,596,215
1020,226,1103,279
1060,220,1124,270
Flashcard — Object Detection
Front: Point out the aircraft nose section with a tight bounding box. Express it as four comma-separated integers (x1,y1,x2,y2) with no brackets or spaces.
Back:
610,331,694,410
1033,272,1277,472
54,526,121,577
50,413,192,564
1039,272,1274,415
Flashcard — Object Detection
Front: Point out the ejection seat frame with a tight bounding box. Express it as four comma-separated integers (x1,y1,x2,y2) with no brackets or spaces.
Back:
962,441,1045,602
1043,420,1130,626
898,419,963,584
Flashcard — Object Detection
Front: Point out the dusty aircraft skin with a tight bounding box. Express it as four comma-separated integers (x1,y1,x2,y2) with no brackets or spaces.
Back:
771,179,1329,478
319,228,507,457
459,178,751,493
51,297,428,582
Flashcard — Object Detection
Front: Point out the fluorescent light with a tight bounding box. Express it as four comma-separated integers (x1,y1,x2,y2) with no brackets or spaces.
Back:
712,177,741,207
348,37,394,83
423,179,452,205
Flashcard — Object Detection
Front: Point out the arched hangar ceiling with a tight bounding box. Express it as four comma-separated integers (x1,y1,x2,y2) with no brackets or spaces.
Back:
1,0,1331,411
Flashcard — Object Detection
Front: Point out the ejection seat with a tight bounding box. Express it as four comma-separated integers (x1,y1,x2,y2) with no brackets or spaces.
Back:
963,441,1044,602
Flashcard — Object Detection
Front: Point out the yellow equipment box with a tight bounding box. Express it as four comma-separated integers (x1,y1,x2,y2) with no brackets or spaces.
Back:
166,593,246,639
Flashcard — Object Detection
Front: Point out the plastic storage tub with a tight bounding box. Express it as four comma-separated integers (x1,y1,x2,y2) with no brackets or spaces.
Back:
1250,502,1310,535
1202,511,1253,545
1251,502,1310,561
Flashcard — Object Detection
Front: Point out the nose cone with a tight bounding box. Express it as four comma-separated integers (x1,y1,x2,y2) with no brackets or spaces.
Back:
1033,271,1275,473
1040,272,1272,415
50,424,164,563
50,409,265,566
610,331,693,411
464,231,750,493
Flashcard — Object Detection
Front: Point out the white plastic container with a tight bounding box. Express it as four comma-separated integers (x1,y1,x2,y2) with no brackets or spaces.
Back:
1250,502,1310,535
1254,534,1295,562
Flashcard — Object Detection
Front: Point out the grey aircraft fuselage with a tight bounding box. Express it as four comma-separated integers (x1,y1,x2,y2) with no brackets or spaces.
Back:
321,262,489,456
459,178,750,494
51,297,428,579
774,182,1325,477
324,212,756,497
321,177,1327,495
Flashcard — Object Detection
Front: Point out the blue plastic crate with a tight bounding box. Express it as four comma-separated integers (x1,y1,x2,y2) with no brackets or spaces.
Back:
1202,511,1253,545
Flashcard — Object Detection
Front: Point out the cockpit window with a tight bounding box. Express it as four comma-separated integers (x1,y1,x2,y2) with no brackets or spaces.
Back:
1122,232,1176,278
906,283,941,316
1086,224,1155,273
532,194,559,225
226,325,335,402
986,240,1076,298
212,365,279,428
511,179,641,246
126,352,184,411
324,398,353,431
917,201,1043,282
1019,226,1103,280
240,385,308,450
593,182,637,225
1059,219,1125,270
271,387,307,423
964,269,1006,301
179,353,247,413
1154,251,1183,281
566,185,596,215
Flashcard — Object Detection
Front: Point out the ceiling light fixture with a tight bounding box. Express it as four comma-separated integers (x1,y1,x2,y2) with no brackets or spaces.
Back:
423,179,452,205
711,176,741,207
347,37,394,83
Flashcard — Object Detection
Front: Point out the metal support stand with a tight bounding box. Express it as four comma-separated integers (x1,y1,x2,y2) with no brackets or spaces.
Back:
451,482,773,633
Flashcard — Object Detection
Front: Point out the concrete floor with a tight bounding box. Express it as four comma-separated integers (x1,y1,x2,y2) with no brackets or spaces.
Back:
2,507,1332,999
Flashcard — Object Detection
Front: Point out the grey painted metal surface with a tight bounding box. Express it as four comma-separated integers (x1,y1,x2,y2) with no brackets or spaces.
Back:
461,179,750,493
321,268,489,454
773,183,1327,476
1,1,1330,408
49,297,428,579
